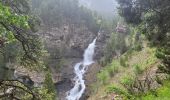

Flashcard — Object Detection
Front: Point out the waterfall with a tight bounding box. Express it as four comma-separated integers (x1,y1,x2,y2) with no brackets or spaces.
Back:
66,38,97,100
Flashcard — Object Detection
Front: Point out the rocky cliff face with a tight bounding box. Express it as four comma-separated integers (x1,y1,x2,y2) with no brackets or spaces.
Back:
38,24,110,99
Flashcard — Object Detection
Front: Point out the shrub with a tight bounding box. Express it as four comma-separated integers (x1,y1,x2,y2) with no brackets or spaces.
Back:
125,49,133,59
120,56,129,67
133,64,143,74
90,83,100,94
106,62,119,76
36,87,56,100
107,84,124,94
106,84,132,99
44,71,56,100
120,76,134,86
134,43,142,51
97,70,110,85
136,80,170,100
120,75,135,94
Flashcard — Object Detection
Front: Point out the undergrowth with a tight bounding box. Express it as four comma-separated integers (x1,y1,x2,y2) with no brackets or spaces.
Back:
136,79,170,100
97,60,120,84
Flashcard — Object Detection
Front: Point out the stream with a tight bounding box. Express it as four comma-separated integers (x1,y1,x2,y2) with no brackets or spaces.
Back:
66,38,97,100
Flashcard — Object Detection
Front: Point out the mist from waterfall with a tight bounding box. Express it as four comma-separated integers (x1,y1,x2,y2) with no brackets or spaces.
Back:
66,38,97,100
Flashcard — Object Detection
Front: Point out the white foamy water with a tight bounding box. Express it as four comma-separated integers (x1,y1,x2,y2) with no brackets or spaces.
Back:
66,38,97,100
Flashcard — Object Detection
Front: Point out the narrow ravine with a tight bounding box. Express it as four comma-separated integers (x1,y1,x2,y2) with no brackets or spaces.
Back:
66,38,97,100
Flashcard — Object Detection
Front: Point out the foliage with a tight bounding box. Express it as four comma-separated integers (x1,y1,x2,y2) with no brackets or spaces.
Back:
136,79,170,100
103,32,129,65
120,56,128,67
97,60,120,85
133,64,143,75
0,0,49,99
37,87,56,100
120,75,138,95
0,1,45,69
132,48,157,75
156,45,170,73
134,43,143,51
0,3,29,42
106,64,119,77
116,0,170,72
120,75,134,87
44,71,56,93
31,0,100,33
106,84,131,98
97,70,110,85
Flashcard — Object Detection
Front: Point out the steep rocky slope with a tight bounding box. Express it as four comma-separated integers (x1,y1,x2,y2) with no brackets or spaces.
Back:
38,24,110,99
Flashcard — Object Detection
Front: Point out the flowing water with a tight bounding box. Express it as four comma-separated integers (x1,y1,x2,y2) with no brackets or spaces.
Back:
66,38,97,100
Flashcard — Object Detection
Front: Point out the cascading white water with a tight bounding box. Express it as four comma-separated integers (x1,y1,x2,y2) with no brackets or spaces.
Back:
66,38,97,100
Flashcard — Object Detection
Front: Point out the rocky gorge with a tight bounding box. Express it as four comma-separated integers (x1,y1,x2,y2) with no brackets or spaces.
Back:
38,24,111,99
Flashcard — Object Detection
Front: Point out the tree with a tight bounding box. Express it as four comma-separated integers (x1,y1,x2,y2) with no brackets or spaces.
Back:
31,0,100,33
0,0,47,99
116,0,170,72
0,0,44,68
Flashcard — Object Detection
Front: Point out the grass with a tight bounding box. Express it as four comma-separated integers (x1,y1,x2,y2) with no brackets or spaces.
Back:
97,70,110,85
120,56,129,67
106,84,131,98
120,75,135,87
136,79,170,100
89,47,160,100
133,64,143,74
97,59,120,85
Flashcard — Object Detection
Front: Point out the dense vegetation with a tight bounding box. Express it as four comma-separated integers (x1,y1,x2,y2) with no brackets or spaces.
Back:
31,0,100,33
117,0,170,73
1,0,170,100
89,0,170,100
0,0,55,99
0,0,106,99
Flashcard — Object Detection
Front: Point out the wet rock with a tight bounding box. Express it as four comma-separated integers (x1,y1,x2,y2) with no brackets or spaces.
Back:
37,25,110,99
94,31,111,60
83,63,101,99
55,78,73,100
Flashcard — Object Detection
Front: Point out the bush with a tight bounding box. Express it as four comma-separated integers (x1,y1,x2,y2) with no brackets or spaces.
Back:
97,71,110,85
106,61,119,76
44,71,56,100
120,76,134,86
36,87,56,100
136,80,170,100
120,75,137,95
107,84,124,94
133,64,143,74
97,60,120,85
106,84,132,99
134,43,142,51
120,56,129,67
125,49,133,59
